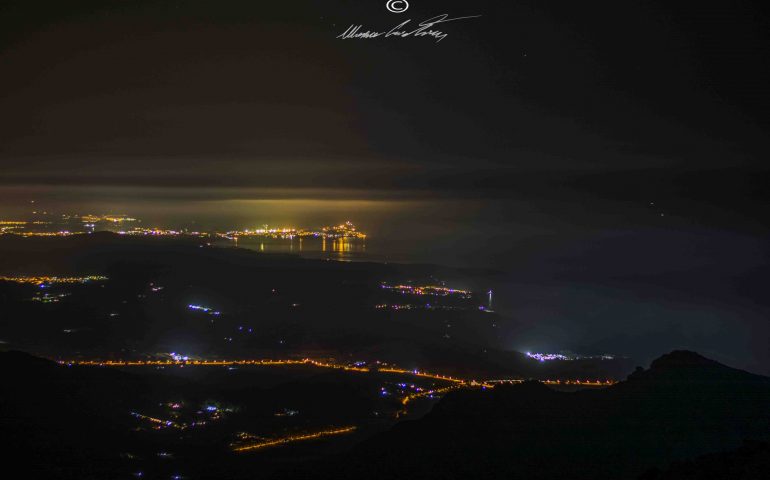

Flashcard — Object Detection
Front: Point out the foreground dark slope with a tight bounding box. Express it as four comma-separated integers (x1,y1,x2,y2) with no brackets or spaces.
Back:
3,350,768,479
284,351,770,480
0,351,154,478
640,440,770,479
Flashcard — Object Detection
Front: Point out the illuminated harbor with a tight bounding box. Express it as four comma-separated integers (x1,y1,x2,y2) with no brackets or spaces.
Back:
221,221,366,240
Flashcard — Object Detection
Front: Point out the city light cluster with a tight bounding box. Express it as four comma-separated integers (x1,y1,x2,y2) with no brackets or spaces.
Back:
222,221,366,240
80,215,137,223
221,227,299,240
381,284,473,299
31,292,70,303
525,352,616,362
130,407,221,431
0,221,29,235
526,352,570,362
1,214,368,241
375,303,418,310
375,303,466,311
118,228,186,236
9,231,82,237
319,221,367,239
0,275,108,285
187,304,221,316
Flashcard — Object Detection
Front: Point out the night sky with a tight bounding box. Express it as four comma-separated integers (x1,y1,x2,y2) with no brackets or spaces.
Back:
1,1,769,371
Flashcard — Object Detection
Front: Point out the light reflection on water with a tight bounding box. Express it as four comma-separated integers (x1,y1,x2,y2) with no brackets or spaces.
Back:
214,237,380,263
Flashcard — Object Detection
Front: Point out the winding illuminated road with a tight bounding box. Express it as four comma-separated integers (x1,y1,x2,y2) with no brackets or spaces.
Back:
61,357,616,451
59,358,616,387
232,426,358,452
